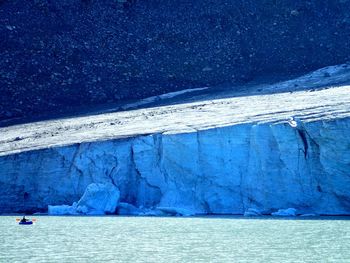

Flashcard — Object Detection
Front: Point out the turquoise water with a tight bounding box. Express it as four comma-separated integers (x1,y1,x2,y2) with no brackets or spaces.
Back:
1,216,350,262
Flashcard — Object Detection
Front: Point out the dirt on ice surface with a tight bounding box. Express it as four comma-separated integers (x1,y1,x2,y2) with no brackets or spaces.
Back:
1,64,350,157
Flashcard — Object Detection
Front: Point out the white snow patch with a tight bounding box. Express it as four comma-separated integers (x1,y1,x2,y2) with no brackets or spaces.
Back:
121,87,209,110
263,63,350,93
287,117,298,128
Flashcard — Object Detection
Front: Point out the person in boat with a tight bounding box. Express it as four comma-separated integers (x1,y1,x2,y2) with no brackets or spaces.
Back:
20,216,28,223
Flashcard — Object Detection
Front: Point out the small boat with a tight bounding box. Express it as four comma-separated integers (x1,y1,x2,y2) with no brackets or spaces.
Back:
16,216,36,225
18,221,33,225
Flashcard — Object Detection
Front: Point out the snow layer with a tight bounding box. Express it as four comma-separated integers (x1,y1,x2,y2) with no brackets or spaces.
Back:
0,65,350,215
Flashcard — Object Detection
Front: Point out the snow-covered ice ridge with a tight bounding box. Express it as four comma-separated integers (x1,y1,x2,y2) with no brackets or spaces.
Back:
0,64,350,215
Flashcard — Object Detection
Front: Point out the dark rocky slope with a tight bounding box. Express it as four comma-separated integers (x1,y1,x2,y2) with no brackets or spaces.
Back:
1,0,350,120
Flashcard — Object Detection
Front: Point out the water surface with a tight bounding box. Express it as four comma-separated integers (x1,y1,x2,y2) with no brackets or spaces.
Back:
1,216,349,262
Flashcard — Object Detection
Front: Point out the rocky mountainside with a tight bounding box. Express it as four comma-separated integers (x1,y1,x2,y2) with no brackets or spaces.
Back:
1,0,350,121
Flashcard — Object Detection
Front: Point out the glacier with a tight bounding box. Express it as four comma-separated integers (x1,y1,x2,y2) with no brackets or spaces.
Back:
0,64,350,216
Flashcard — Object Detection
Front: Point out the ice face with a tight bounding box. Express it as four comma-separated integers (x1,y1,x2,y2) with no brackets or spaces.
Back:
1,65,350,215
48,183,120,215
2,117,350,216
76,183,120,214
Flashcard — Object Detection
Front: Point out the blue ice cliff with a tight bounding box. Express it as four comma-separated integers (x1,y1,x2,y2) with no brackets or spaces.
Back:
0,64,350,216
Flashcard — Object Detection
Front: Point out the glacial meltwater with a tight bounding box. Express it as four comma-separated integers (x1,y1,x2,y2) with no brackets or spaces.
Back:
1,216,350,262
